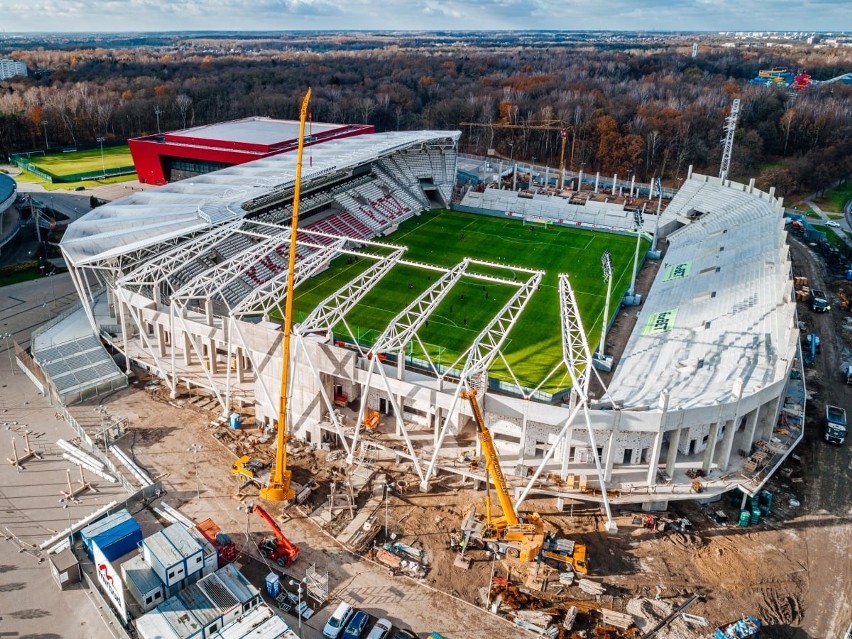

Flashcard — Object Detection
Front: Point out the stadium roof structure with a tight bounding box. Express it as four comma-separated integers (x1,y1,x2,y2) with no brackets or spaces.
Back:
166,117,343,151
128,116,374,186
608,176,797,411
63,130,460,268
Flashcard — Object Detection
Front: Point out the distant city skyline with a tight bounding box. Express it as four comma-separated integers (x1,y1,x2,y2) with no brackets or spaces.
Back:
0,1,849,34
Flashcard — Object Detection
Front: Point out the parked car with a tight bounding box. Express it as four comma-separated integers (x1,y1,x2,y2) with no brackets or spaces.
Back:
826,221,841,228
323,601,355,639
342,611,370,639
74,186,86,191
366,618,393,639
391,630,417,639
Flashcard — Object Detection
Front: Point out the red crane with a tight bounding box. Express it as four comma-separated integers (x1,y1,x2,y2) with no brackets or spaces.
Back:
251,504,300,568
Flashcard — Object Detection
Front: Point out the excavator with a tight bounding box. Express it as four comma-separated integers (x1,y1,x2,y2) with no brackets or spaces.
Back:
251,504,300,568
458,388,588,573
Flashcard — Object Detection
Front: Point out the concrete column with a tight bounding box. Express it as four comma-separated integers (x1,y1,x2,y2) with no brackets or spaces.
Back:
702,422,720,472
646,430,664,486
718,379,744,472
665,427,682,476
434,407,443,449
758,396,780,442
183,331,192,365
611,174,618,195
559,426,573,478
209,338,218,374
648,391,670,486
236,348,245,383
157,324,167,357
604,429,617,482
594,172,600,193
205,300,214,325
519,402,528,467
742,406,760,454
717,420,736,471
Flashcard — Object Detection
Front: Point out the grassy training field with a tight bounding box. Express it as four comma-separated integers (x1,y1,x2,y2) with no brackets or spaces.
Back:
293,209,645,394
27,145,135,178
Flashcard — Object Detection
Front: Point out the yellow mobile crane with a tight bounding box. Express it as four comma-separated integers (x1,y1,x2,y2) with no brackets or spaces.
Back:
259,88,312,503
459,388,588,573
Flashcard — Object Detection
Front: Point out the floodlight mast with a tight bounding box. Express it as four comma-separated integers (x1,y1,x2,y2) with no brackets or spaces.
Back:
260,87,312,503
598,250,612,359
629,207,644,296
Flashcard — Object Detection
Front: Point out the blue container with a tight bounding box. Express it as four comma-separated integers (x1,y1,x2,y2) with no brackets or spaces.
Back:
229,413,241,429
98,530,143,562
739,510,751,527
81,509,134,558
265,572,281,597
846,269,852,281
750,508,761,525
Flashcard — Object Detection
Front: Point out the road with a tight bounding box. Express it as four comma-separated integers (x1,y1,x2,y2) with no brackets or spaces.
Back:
787,237,852,639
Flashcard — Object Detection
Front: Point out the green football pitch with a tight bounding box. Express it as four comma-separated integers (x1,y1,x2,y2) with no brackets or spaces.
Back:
293,209,646,395
29,145,134,177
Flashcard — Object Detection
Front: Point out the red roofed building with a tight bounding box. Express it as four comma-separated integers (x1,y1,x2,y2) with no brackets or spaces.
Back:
128,117,374,185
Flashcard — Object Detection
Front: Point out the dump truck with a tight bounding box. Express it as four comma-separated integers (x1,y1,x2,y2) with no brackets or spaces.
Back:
825,404,847,445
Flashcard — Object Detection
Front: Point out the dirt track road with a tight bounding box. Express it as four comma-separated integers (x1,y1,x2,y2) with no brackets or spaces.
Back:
787,239,852,639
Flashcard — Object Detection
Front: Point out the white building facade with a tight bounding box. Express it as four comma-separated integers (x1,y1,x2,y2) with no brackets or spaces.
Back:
0,59,27,79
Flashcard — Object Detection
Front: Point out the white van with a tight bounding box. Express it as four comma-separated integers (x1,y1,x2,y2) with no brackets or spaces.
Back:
323,601,355,639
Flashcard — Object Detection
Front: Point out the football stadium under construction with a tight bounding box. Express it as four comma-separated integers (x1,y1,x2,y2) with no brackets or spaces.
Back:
44,121,804,520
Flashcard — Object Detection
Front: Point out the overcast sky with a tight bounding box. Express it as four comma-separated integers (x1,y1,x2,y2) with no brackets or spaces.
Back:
1,0,849,33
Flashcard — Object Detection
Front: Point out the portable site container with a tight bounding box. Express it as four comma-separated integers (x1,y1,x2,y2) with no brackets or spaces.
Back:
142,524,203,588
188,527,220,576
178,583,229,637
198,563,261,628
163,524,205,580
49,547,81,590
93,517,143,562
211,604,296,639
136,608,181,639
121,554,165,613
157,595,204,639
195,519,236,567
80,509,133,557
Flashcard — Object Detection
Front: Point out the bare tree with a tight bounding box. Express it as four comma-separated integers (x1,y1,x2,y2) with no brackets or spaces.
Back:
175,94,193,129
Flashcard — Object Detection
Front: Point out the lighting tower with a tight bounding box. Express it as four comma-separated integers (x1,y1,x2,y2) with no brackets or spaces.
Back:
260,87,312,503
718,98,741,181
629,208,644,297
598,249,613,360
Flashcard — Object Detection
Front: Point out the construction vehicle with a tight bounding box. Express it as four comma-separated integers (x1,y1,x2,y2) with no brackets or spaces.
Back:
803,332,818,367
251,504,300,567
231,455,269,483
260,88,312,503
458,388,588,573
824,404,847,445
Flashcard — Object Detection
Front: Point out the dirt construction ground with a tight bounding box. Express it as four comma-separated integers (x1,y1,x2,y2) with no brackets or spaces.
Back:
2,235,850,639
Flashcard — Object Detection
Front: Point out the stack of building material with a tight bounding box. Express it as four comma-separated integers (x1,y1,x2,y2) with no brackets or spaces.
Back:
600,608,635,630
578,578,606,596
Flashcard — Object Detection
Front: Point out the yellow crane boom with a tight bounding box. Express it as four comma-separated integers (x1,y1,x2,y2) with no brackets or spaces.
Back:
260,87,312,503
462,388,519,527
